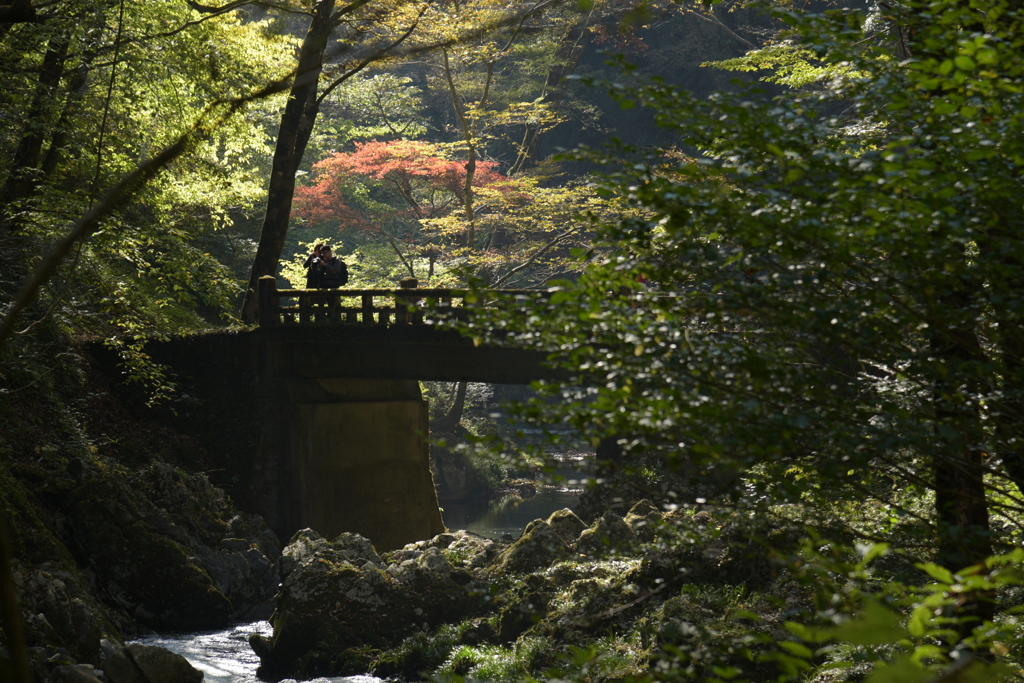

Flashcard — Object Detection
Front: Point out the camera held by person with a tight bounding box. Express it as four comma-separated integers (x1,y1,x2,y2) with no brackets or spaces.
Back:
303,244,348,289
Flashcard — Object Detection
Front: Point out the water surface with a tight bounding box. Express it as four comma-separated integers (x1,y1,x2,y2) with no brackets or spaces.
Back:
133,621,381,683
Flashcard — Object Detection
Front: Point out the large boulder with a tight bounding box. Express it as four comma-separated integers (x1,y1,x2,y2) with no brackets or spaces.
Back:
493,520,571,574
546,508,588,545
48,663,103,683
65,477,233,629
62,464,280,631
576,510,639,555
103,643,203,683
251,529,480,679
17,565,113,665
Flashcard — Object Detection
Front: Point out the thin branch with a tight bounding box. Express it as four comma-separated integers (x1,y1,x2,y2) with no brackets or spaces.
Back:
89,0,125,204
329,0,373,24
379,227,416,277
492,227,579,288
681,7,756,51
497,0,560,54
84,1,308,59
317,7,425,105
187,0,250,11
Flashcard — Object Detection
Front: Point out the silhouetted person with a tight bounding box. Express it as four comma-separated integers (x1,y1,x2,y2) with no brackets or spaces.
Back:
303,243,325,288
308,245,347,289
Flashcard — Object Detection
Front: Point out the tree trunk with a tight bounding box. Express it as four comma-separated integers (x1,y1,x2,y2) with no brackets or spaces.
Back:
0,29,70,223
929,280,992,630
40,57,95,181
437,380,468,433
441,49,478,251
908,5,994,578
239,0,336,323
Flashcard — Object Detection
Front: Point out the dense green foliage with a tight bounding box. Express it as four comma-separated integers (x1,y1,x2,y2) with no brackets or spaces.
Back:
464,0,1024,679
13,0,1024,681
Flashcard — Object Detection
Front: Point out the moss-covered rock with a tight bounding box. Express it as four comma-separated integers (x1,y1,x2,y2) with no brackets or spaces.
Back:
546,508,588,546
252,529,483,679
493,519,571,574
59,462,283,632
622,499,664,542
576,510,639,556
65,476,233,629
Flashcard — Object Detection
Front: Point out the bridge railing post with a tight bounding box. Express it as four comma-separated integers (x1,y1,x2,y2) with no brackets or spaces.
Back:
397,278,418,324
329,293,341,322
258,276,278,327
361,293,374,324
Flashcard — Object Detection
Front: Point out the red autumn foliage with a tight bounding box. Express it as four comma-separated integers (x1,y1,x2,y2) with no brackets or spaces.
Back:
293,140,505,228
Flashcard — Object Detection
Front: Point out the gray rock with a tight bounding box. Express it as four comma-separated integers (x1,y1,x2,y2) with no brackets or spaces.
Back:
49,663,103,683
99,638,120,661
494,519,571,573
576,510,639,555
220,538,250,552
546,508,588,545
418,547,453,575
623,500,664,541
255,530,475,679
103,643,203,683
280,528,329,578
428,532,456,548
331,532,384,566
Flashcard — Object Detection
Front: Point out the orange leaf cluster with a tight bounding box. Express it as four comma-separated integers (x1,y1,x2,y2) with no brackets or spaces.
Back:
293,140,505,230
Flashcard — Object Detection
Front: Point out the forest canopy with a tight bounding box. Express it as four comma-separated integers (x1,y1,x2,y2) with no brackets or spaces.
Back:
3,0,1024,681
463,0,1024,679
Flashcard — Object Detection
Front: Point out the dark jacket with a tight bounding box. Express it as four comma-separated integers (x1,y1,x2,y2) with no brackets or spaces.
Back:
306,254,347,288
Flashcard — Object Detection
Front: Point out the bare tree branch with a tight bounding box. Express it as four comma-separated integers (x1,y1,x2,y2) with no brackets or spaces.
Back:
682,7,755,51
492,227,579,288
317,7,426,105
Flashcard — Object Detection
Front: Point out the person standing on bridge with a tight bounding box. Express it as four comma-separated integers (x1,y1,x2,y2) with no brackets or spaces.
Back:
307,245,348,289
303,243,325,288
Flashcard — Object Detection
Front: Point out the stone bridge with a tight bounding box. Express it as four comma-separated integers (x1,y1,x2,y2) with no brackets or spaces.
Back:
252,277,559,550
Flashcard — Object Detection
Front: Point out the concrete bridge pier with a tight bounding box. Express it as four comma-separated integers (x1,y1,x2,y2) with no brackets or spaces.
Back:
261,372,444,551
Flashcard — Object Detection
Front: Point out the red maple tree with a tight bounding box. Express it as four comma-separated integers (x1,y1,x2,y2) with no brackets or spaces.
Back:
294,139,504,226
292,140,507,279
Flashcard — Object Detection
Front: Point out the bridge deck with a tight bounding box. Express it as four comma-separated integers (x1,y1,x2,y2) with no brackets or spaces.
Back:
254,276,563,384
261,324,563,384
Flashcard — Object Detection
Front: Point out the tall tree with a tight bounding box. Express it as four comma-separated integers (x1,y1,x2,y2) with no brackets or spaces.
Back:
293,139,504,277
239,0,428,322
239,0,339,323
480,0,1024,581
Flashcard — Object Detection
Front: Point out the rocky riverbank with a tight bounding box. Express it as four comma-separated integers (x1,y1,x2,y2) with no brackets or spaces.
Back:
3,452,281,681
251,501,796,681
1,338,285,681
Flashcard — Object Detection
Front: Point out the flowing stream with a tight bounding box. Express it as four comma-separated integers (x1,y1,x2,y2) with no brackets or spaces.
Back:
132,452,592,680
133,621,383,683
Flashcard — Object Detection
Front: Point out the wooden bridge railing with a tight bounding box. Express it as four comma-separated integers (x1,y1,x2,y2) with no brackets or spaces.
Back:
257,276,549,327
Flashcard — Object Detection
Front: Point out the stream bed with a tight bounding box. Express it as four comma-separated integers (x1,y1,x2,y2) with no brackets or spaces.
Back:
133,621,383,683
132,452,592,681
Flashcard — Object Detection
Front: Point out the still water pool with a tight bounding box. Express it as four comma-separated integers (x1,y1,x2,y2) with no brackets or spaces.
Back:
440,451,592,538
441,487,581,538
